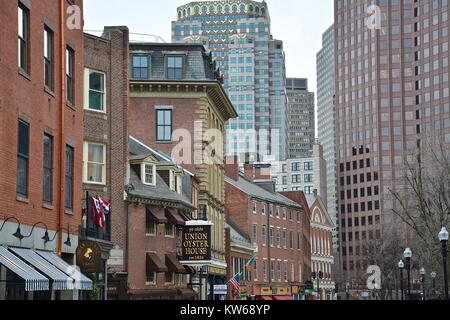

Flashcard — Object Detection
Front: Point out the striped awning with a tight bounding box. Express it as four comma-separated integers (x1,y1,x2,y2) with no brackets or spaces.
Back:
36,250,93,291
0,246,49,292
9,247,74,291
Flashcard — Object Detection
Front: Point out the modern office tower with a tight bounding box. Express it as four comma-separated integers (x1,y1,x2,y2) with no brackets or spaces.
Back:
172,1,288,161
286,78,315,159
335,0,450,283
317,25,338,250
271,144,327,204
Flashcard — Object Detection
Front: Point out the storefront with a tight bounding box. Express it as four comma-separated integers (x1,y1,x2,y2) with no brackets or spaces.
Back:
254,285,294,301
0,246,92,300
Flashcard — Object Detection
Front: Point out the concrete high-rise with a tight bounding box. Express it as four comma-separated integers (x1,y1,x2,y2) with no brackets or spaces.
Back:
317,25,338,250
335,0,450,283
286,78,315,159
172,1,288,161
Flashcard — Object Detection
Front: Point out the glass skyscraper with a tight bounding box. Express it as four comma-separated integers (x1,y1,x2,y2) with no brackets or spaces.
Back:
172,0,288,161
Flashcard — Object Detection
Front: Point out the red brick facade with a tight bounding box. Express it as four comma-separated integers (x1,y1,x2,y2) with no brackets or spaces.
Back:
0,0,84,253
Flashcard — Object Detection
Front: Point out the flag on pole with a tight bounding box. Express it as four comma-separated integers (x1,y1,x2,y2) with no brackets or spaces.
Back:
91,197,106,228
229,273,241,295
98,196,111,215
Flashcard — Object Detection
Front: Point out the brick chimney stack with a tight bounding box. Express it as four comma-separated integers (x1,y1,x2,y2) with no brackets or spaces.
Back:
225,156,239,181
243,163,254,182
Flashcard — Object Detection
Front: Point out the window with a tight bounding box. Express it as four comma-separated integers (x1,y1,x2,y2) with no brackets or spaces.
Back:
262,225,267,245
277,260,282,281
254,259,258,281
270,260,275,281
252,201,257,214
85,69,105,111
304,162,313,171
284,261,288,282
252,224,258,244
43,134,53,204
276,228,281,247
145,211,156,235
131,54,150,79
262,204,266,215
44,28,53,89
292,175,301,183
304,186,313,194
156,109,172,142
283,229,287,248
276,207,280,218
83,142,106,184
304,174,313,183
290,231,294,249
17,119,29,198
166,56,183,80
282,208,287,220
165,272,174,284
65,145,74,210
142,164,155,185
146,271,156,284
269,227,274,246
263,259,267,281
165,223,175,237
18,3,29,72
269,204,274,216
291,162,300,172
66,47,74,104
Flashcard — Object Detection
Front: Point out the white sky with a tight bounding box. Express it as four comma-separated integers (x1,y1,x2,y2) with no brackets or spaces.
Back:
84,0,334,96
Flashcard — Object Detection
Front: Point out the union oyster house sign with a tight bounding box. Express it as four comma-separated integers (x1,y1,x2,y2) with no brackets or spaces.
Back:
181,221,212,263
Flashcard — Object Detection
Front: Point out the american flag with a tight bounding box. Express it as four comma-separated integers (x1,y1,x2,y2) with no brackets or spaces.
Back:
229,273,241,295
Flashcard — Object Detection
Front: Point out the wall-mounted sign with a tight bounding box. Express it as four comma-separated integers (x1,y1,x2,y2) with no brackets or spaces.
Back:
181,223,211,262
76,240,102,273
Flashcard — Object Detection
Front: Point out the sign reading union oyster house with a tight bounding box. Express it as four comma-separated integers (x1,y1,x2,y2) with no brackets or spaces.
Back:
181,222,212,262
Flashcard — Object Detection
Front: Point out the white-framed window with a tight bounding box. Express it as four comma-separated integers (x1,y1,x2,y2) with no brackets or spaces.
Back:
276,207,280,218
276,228,281,248
176,174,182,194
83,142,106,185
298,263,302,283
262,203,266,215
291,263,295,282
263,259,267,282
145,210,156,236
283,228,287,248
84,68,106,112
282,208,287,220
142,163,156,186
252,200,257,214
270,260,275,281
165,223,175,237
269,204,274,216
284,261,288,282
253,224,258,244
146,271,156,285
165,272,174,284
169,170,175,191
262,225,267,246
277,260,282,281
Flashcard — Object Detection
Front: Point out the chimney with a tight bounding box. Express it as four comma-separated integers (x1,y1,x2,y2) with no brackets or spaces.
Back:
225,156,239,181
243,163,254,182
254,164,272,181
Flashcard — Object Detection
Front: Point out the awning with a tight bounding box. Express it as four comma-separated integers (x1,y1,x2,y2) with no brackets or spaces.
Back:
184,266,197,275
146,253,168,273
258,296,273,300
147,206,168,224
9,247,74,291
273,296,294,300
36,250,93,291
165,253,186,274
177,288,198,299
0,246,49,292
165,208,186,226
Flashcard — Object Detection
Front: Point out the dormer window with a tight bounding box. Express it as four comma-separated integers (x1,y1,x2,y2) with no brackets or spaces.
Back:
143,163,156,186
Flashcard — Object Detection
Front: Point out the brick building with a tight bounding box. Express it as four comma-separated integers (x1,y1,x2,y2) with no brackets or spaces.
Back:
123,137,198,300
127,42,237,300
307,190,335,300
0,0,91,300
82,26,129,300
225,159,311,300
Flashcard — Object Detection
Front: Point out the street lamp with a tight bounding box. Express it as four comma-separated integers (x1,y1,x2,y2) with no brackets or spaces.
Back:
403,248,412,300
398,260,405,300
438,227,449,300
420,268,426,301
431,271,437,299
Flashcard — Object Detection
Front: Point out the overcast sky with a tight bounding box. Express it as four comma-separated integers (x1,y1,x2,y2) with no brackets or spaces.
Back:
84,0,334,95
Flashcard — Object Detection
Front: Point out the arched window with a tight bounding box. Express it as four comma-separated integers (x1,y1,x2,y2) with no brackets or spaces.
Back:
261,8,266,15
248,5,254,12
187,7,191,15
178,11,182,18
209,4,215,13
202,5,207,14
217,5,222,13
255,6,260,13
225,4,230,13
232,4,238,13
183,9,187,17
240,4,246,12
194,5,199,14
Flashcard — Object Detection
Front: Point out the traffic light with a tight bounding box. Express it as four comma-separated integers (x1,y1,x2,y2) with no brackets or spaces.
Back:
311,272,317,279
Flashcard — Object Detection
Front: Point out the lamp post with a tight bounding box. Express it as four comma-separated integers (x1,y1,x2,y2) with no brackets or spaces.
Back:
431,271,436,299
439,227,449,300
403,248,412,300
398,260,405,300
420,268,426,301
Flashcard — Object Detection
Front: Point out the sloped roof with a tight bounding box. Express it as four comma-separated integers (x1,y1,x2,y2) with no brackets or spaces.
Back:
127,168,195,210
225,175,302,209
